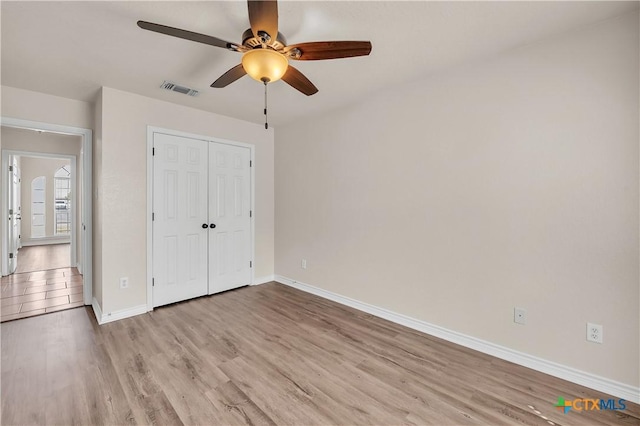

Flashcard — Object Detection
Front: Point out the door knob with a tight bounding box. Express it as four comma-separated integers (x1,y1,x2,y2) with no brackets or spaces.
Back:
202,223,209,229
210,224,216,229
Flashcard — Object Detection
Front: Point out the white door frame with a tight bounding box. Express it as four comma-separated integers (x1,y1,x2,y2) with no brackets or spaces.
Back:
1,117,93,305
146,126,255,311
7,154,20,273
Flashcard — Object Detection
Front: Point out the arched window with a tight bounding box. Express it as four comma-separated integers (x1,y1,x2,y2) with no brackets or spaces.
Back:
31,176,46,238
54,166,71,235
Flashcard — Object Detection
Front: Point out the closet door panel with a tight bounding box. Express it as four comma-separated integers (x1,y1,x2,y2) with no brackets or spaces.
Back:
209,143,251,294
152,133,209,307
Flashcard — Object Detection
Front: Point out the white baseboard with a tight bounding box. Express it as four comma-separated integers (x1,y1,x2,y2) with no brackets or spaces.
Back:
21,237,70,246
91,297,103,324
253,275,275,285
92,297,147,325
275,275,640,404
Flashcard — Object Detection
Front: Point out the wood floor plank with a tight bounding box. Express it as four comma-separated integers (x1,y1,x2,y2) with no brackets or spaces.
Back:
1,315,48,425
1,283,637,426
205,380,277,426
147,352,226,425
219,355,339,425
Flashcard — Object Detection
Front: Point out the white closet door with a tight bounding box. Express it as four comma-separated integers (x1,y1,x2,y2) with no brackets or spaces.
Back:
153,133,209,307
208,143,252,294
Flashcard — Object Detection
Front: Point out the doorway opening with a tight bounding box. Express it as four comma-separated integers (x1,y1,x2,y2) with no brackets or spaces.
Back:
11,153,76,274
1,119,92,322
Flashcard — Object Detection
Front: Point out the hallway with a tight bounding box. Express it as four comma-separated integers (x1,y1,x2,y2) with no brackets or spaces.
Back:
1,244,83,322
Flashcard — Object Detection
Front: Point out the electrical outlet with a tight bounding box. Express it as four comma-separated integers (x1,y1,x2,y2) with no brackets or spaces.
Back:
119,277,129,289
514,307,526,325
587,323,603,344
301,259,307,269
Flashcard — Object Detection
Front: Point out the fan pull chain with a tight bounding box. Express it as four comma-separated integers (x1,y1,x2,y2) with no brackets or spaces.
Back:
264,81,269,130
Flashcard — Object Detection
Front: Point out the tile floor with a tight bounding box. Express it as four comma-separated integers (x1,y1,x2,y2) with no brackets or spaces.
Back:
0,267,83,322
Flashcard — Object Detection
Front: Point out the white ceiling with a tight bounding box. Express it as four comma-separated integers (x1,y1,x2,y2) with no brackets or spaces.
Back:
2,1,637,127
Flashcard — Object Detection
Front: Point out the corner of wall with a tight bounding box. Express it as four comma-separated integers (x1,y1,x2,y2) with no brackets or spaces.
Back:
92,88,103,310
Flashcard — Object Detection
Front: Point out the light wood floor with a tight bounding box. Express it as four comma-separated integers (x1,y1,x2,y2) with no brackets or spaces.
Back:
15,243,70,273
1,283,637,425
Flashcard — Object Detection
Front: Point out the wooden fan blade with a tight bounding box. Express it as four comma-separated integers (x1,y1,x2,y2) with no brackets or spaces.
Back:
137,21,239,51
211,64,247,88
247,0,278,42
282,65,318,96
284,41,372,60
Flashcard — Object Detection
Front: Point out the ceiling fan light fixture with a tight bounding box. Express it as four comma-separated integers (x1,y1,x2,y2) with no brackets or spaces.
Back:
242,48,288,83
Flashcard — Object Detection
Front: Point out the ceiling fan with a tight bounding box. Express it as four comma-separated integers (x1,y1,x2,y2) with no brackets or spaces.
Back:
137,0,372,97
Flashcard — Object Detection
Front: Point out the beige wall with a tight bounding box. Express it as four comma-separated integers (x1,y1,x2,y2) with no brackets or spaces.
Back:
275,12,639,387
2,126,82,156
1,86,94,129
97,87,274,314
19,156,70,241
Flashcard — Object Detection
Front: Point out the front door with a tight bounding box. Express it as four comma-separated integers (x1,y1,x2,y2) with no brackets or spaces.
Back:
152,133,209,308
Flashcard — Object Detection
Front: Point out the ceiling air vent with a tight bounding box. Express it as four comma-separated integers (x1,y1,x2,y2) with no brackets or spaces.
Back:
160,81,199,97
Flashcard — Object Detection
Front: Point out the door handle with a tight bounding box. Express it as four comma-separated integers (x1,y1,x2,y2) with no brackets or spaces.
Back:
202,223,209,229
210,224,216,229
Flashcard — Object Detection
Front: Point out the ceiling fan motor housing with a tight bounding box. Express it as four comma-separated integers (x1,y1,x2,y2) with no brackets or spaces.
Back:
241,28,287,50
